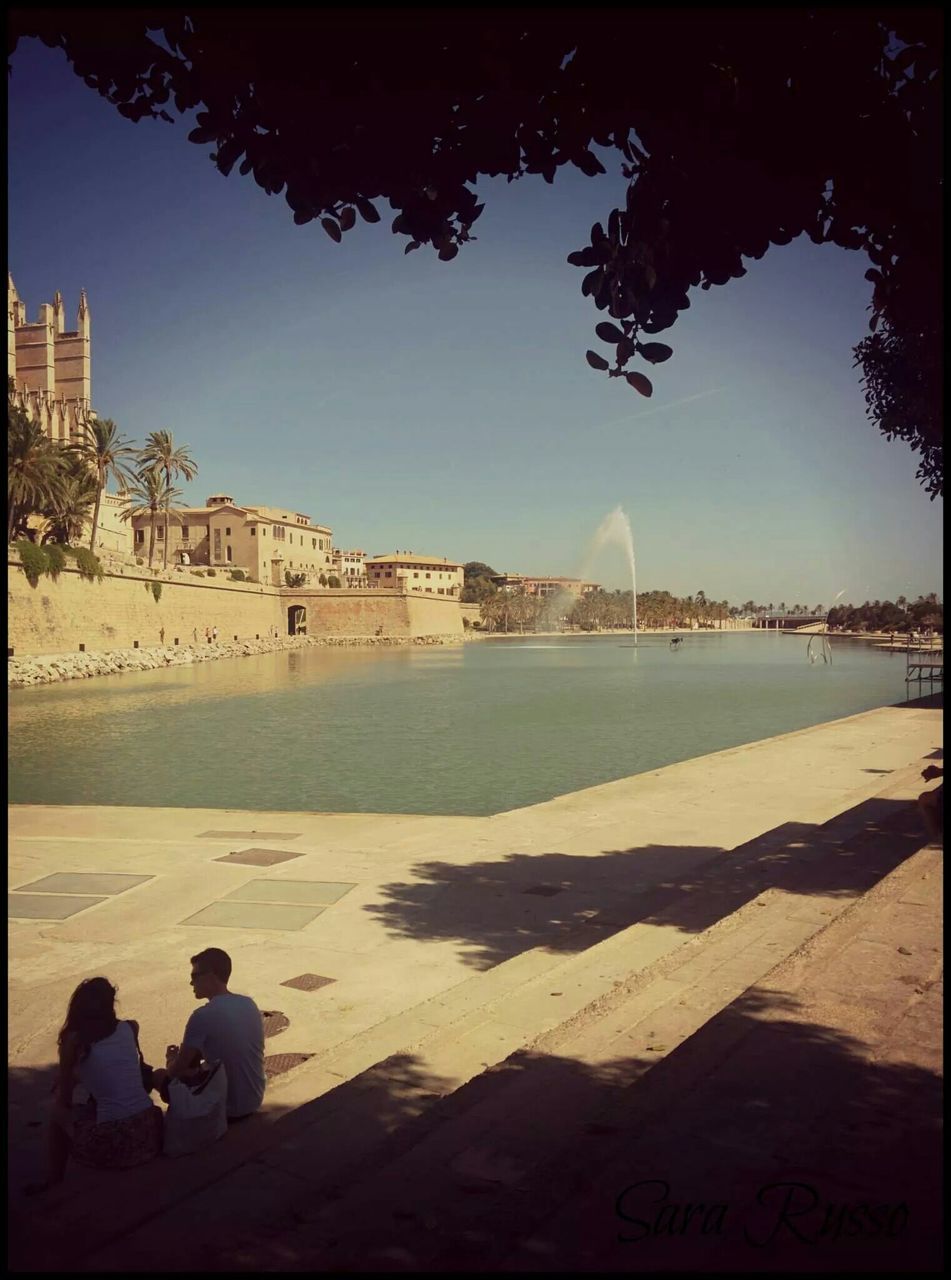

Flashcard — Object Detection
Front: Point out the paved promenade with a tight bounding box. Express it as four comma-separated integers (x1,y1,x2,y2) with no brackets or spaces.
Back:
8,697,942,1270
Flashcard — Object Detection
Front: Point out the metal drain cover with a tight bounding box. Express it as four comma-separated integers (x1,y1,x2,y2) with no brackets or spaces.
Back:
261,1010,290,1038
264,1053,313,1078
281,973,337,992
214,848,303,867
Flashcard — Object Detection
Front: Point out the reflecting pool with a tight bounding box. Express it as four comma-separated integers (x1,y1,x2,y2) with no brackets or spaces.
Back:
8,633,909,815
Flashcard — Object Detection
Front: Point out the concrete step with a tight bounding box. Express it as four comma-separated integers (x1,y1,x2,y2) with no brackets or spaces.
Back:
67,767,934,1270
235,840,942,1275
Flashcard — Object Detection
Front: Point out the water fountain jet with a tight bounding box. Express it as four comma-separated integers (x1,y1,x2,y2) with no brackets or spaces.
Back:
590,506,638,643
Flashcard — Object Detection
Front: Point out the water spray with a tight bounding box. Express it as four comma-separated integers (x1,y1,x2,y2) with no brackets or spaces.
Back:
591,506,637,645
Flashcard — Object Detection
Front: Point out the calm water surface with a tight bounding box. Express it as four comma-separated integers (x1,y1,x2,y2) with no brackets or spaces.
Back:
8,633,909,815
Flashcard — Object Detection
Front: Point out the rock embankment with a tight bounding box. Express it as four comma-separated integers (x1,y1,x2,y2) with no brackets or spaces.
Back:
8,633,461,688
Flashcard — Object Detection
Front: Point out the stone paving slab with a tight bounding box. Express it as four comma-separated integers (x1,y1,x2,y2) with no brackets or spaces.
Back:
180,900,329,930
8,893,107,920
220,879,356,905
12,872,153,895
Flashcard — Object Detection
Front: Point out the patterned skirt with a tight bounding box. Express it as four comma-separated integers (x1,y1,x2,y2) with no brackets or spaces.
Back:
71,1100,164,1170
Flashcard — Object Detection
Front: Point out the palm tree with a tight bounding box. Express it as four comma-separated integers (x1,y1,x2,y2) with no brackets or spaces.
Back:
139,430,198,567
120,469,184,568
8,403,66,543
41,451,99,545
72,417,138,551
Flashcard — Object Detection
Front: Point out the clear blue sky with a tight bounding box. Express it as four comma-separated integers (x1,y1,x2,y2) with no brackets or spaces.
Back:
8,39,942,606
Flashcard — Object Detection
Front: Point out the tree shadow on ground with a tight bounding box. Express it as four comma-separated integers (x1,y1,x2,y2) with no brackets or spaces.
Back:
8,959,942,1272
221,985,942,1274
363,794,932,969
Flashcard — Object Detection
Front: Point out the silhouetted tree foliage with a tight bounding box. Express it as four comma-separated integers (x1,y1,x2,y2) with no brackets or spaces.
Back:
9,8,942,494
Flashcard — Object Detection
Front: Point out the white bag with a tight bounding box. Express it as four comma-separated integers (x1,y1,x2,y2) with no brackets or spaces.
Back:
163,1060,229,1158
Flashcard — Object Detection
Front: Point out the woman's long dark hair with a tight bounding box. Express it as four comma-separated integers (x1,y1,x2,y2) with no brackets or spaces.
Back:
57,977,119,1062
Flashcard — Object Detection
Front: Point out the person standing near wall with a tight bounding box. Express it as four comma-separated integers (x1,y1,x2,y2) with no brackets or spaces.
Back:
212,626,218,643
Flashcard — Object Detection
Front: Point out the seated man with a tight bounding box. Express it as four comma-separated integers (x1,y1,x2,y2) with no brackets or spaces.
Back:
153,948,266,1122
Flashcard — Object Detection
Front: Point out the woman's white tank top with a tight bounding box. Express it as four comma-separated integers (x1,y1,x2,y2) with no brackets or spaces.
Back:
75,1020,152,1123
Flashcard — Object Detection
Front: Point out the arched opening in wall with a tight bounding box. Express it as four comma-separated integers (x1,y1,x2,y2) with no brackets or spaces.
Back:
288,605,307,636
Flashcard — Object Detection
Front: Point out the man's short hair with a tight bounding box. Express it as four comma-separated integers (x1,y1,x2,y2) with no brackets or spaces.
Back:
191,947,232,983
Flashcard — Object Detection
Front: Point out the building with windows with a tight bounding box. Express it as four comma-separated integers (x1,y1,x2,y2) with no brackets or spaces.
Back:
365,552,463,596
130,494,333,584
332,548,367,584
490,573,600,598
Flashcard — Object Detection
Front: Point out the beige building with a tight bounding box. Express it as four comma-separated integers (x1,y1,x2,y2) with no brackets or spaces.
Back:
366,552,463,597
332,548,367,584
131,494,333,584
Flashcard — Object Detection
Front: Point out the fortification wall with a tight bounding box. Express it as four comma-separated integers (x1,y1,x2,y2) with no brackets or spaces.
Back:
8,561,464,655
7,561,283,656
284,588,463,638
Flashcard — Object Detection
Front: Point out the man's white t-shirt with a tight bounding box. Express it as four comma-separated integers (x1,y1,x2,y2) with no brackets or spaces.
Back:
183,993,266,1118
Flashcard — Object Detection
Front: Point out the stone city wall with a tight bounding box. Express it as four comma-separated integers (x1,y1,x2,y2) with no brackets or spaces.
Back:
287,587,464,639
8,558,464,657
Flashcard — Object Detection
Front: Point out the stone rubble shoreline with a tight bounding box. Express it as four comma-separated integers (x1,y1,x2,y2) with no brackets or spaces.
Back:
7,632,463,688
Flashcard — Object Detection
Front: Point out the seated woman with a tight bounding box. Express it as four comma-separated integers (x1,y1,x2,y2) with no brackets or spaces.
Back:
26,977,162,1194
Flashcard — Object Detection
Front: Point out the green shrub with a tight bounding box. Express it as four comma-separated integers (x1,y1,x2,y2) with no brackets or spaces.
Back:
65,546,104,582
462,615,471,629
205,569,217,577
190,568,205,577
135,557,145,565
150,580,162,602
327,574,341,588
318,573,328,587
44,543,67,580
16,539,47,588
229,568,246,582
285,570,307,587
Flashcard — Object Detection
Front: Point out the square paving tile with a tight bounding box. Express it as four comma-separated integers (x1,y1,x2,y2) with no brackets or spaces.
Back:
214,849,303,867
180,901,327,931
9,894,107,920
14,873,153,896
197,830,302,840
281,973,337,992
221,880,356,906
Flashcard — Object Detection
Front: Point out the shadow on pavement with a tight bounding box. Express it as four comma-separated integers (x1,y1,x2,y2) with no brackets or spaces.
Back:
364,794,932,969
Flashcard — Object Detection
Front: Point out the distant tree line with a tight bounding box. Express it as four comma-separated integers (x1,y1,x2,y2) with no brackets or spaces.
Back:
827,596,942,635
462,563,941,635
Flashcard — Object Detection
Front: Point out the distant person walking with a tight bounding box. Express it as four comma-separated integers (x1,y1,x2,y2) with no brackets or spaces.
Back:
153,949,266,1123
25,978,162,1194
204,627,211,644
212,626,218,643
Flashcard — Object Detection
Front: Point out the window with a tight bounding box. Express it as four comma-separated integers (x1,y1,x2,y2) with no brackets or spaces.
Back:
414,572,419,578
385,571,392,578
225,527,231,536
226,546,232,562
157,526,164,540
182,525,189,538
312,538,316,549
135,529,144,544
426,572,431,579
251,527,256,536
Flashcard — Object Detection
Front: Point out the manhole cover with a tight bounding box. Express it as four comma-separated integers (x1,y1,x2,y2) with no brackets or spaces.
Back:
261,1010,290,1038
281,973,336,992
214,848,303,867
522,885,563,897
264,1053,313,1079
